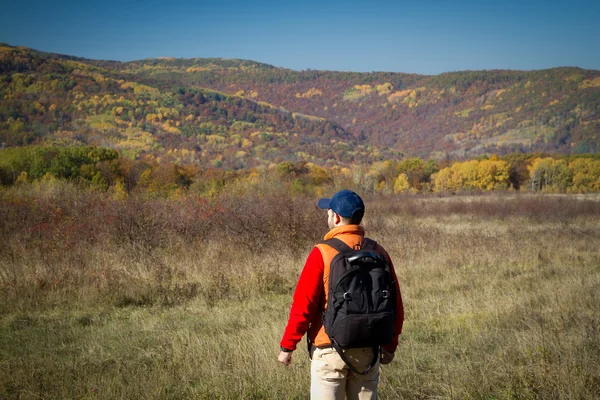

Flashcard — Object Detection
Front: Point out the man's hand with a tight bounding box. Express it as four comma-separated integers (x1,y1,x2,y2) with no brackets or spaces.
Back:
380,348,394,365
278,351,293,366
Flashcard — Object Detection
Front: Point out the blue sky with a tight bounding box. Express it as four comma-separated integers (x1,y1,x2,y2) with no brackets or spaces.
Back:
1,0,599,75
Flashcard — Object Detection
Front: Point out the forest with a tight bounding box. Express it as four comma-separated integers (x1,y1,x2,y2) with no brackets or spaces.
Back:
2,146,600,195
2,43,599,171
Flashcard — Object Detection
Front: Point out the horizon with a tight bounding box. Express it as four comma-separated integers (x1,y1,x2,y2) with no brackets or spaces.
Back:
1,0,599,75
1,41,597,76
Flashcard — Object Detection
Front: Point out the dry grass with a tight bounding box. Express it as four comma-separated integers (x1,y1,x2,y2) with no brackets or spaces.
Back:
1,183,599,399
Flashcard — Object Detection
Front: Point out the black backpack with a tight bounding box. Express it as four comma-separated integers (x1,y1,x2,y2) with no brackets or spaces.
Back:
321,237,397,374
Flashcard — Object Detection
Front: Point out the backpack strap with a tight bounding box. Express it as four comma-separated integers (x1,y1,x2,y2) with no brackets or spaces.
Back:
319,237,353,254
361,238,378,251
320,237,377,253
331,339,380,375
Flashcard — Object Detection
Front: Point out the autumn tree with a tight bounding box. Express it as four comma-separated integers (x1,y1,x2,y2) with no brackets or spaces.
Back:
528,158,572,192
569,158,600,192
432,159,510,192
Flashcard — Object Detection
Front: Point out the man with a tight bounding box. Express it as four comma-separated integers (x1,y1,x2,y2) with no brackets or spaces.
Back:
278,189,404,399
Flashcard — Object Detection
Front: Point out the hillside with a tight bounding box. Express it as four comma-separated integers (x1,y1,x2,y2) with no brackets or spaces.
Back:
1,43,599,169
126,59,600,157
0,44,400,169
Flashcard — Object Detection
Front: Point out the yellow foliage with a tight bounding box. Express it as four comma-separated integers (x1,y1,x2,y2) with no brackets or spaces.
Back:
578,77,600,89
309,165,331,186
34,101,46,112
581,119,600,126
387,89,411,103
118,128,156,151
476,160,510,190
565,74,584,83
454,108,474,118
40,172,57,183
16,171,29,185
528,158,571,192
393,173,410,193
375,83,393,95
112,178,128,200
258,101,276,108
548,100,559,106
433,159,510,192
569,158,600,192
185,66,209,72
354,84,372,93
343,86,372,101
376,180,390,194
206,135,225,144
296,88,323,99
146,113,160,122
432,168,456,192
120,81,160,95
161,122,181,134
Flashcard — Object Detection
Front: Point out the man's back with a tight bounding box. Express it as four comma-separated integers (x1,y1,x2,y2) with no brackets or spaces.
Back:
278,190,404,399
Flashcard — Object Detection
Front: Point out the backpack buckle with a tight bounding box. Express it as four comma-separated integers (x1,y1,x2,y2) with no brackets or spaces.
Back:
343,292,352,301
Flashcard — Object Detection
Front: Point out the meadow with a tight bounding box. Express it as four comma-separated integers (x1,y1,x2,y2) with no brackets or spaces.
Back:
1,181,599,399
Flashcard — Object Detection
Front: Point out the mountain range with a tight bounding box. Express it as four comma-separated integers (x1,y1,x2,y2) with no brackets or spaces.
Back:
1,43,598,169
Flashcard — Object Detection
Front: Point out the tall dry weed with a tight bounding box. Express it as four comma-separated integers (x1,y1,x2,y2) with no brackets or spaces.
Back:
1,184,599,399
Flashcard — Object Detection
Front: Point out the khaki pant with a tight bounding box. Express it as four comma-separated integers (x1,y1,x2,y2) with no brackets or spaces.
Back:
310,346,380,400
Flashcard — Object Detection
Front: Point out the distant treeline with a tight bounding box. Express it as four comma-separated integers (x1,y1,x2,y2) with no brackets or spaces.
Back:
2,146,600,195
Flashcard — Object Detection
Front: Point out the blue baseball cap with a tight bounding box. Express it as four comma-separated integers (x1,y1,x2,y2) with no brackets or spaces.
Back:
318,190,365,221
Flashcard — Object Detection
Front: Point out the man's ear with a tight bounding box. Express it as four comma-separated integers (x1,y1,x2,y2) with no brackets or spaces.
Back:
334,212,342,226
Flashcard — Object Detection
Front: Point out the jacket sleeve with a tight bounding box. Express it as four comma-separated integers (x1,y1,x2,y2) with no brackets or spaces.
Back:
280,247,324,351
381,249,404,354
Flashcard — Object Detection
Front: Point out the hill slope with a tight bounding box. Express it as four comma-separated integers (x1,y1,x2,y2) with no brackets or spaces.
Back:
125,59,600,157
0,44,403,168
1,44,599,168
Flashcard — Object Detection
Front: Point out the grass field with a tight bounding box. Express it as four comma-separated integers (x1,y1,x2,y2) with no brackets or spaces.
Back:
1,184,599,399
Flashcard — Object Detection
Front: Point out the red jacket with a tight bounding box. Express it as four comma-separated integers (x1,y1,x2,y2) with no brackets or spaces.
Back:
280,224,404,353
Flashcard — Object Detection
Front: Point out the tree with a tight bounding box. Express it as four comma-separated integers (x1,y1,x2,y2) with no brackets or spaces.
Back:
569,158,600,192
476,160,510,190
528,158,572,192
393,173,410,193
